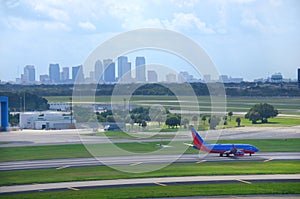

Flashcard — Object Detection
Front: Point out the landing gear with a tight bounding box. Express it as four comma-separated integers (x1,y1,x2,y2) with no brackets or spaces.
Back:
250,153,252,156
219,154,223,157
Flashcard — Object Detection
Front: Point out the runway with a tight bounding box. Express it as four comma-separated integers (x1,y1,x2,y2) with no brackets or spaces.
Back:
0,126,299,147
1,174,299,194
0,152,299,171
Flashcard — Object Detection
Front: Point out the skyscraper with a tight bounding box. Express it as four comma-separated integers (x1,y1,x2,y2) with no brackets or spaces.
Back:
94,60,104,83
117,56,131,82
72,65,84,83
49,64,60,83
166,73,176,82
298,68,300,89
61,67,69,82
147,70,158,82
103,59,115,83
23,65,35,83
135,57,146,82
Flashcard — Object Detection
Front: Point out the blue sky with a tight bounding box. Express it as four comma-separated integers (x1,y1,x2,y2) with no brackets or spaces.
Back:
0,0,299,81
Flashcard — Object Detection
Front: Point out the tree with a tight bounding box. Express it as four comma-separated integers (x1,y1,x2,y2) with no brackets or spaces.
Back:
165,115,180,128
209,116,221,130
236,117,241,126
192,115,198,126
223,115,227,125
201,115,207,125
106,115,116,123
9,113,19,126
245,103,278,124
141,120,147,129
228,112,233,121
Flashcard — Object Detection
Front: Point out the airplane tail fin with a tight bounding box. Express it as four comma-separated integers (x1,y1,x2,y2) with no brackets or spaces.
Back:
190,127,205,147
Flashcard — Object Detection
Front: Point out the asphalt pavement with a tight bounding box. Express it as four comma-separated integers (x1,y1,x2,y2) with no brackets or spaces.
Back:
1,174,299,194
0,152,299,171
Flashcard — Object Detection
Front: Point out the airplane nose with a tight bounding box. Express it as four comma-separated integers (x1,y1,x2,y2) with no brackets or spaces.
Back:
254,147,259,152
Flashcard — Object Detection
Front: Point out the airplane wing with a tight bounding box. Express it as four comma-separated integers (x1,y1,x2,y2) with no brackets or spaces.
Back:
183,143,194,147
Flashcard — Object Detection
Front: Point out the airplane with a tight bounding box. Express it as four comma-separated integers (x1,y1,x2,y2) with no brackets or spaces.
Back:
185,127,259,157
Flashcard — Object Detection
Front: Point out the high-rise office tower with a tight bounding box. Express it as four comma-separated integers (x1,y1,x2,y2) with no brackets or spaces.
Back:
103,59,115,83
23,65,35,83
49,63,60,83
72,65,84,83
135,57,146,82
94,60,104,83
118,56,131,82
298,68,300,89
61,67,69,82
147,70,158,82
166,73,177,82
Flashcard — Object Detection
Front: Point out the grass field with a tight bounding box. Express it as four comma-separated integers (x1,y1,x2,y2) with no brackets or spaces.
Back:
0,139,299,162
0,161,299,186
45,96,300,115
1,182,299,199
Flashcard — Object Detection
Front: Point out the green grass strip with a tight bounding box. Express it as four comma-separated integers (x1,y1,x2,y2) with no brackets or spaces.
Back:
1,182,300,199
0,139,299,162
1,161,299,186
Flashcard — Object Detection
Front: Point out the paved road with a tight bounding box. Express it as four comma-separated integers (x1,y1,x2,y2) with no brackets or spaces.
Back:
0,152,299,171
0,126,299,147
1,174,299,194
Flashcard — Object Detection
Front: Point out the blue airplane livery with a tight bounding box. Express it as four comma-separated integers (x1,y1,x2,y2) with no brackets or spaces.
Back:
187,127,259,156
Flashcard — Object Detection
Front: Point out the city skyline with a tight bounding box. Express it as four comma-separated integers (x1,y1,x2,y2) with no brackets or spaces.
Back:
0,1,299,82
14,57,295,84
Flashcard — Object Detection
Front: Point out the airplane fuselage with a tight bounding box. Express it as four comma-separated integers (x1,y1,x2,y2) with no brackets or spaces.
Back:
190,127,259,156
193,143,258,155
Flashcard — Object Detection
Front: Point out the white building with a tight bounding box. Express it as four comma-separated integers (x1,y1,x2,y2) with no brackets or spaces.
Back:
49,102,70,111
19,112,75,130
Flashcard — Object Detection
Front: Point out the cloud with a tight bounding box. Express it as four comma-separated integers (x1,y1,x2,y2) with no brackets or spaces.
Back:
78,21,96,31
240,10,269,33
5,16,71,32
163,13,215,33
26,0,70,22
171,0,198,8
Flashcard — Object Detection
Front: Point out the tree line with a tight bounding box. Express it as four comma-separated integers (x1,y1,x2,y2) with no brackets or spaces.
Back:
1,82,299,97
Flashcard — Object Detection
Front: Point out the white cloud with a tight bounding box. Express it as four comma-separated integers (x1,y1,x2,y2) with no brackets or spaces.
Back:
241,10,266,32
5,17,71,32
26,0,70,22
171,0,198,8
78,21,96,31
163,13,215,33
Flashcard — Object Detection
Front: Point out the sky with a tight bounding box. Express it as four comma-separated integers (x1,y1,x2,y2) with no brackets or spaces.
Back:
0,0,299,82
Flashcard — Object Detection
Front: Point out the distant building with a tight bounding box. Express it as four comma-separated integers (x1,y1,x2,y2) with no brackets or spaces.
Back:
135,57,146,82
117,56,131,82
147,70,158,82
40,74,50,84
219,75,229,83
166,73,177,83
229,77,243,83
103,59,115,83
178,71,194,83
72,65,84,83
19,112,75,130
23,65,35,83
271,73,283,83
219,75,243,83
49,102,70,111
203,74,211,83
94,60,104,83
298,68,300,89
61,67,69,82
49,64,60,83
